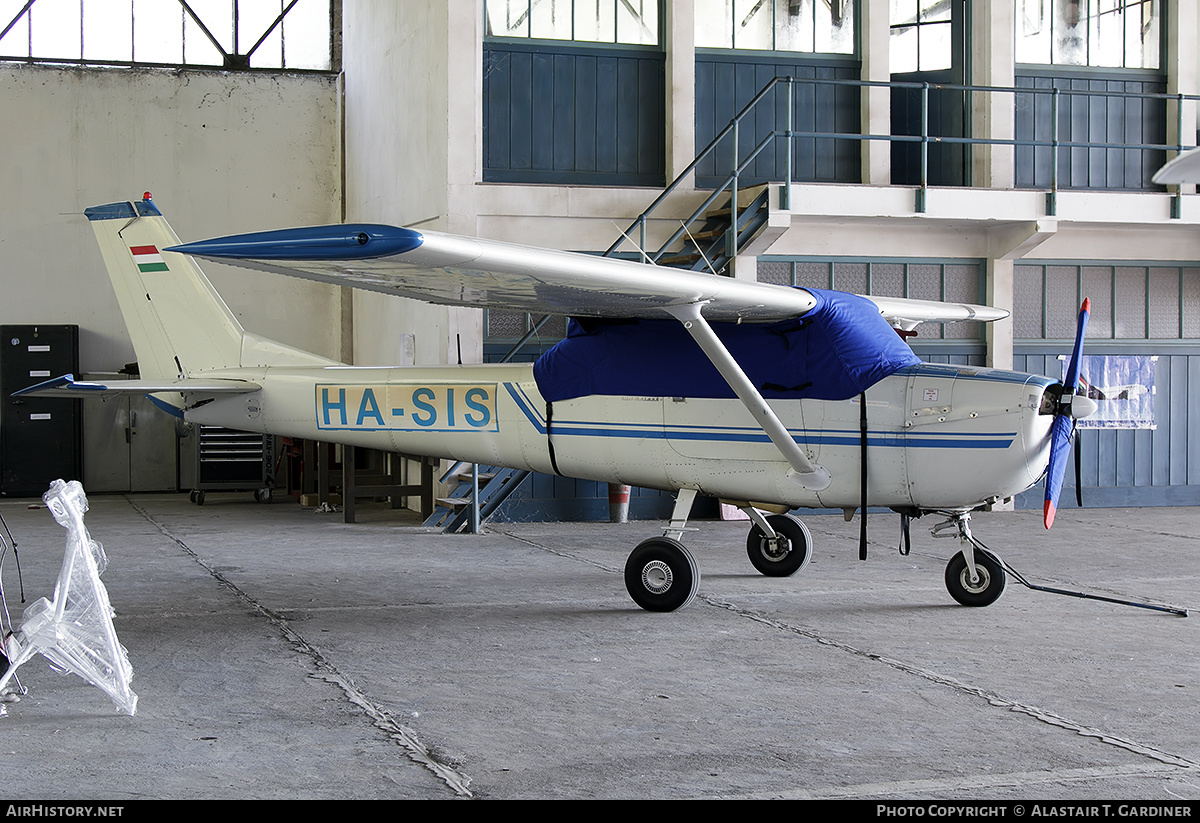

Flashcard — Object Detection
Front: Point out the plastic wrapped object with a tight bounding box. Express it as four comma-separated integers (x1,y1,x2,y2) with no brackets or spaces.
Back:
0,480,137,716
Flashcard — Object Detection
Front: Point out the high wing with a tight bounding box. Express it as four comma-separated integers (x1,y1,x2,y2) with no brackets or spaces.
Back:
166,221,1008,492
166,225,1008,330
14,374,261,399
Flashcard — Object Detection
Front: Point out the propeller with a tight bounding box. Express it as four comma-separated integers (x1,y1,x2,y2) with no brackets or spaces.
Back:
1044,298,1096,529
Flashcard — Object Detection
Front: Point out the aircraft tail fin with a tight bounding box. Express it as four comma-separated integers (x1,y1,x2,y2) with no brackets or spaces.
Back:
85,195,334,380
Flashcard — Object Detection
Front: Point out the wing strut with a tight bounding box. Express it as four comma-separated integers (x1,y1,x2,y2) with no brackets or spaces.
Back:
664,302,832,491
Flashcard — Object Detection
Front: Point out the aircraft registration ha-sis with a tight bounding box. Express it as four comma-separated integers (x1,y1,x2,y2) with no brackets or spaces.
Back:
316,383,499,433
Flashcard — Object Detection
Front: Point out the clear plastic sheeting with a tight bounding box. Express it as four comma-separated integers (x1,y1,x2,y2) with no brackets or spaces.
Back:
0,480,137,717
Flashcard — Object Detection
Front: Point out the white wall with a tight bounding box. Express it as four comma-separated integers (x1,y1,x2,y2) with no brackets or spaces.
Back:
0,64,345,373
342,0,484,367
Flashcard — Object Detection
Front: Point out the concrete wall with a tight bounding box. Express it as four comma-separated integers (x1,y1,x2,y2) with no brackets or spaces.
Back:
0,64,345,373
342,0,484,367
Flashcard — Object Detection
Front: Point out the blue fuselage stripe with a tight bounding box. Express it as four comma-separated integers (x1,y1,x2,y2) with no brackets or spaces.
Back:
508,383,1016,450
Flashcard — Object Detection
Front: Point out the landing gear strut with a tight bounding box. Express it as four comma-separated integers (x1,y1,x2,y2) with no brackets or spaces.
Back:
622,490,818,612
931,511,1007,607
744,510,811,577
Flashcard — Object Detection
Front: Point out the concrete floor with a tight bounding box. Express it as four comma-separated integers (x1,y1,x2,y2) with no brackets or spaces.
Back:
0,492,1196,800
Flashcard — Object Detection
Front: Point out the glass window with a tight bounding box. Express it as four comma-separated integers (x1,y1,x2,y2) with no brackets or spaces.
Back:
1016,0,1160,69
890,0,953,73
485,0,659,46
694,0,854,55
0,0,335,71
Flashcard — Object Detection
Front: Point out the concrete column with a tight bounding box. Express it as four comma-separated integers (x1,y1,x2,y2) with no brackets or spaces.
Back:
859,0,890,185
665,0,696,185
985,257,1014,372
970,0,1015,189
1166,1,1198,194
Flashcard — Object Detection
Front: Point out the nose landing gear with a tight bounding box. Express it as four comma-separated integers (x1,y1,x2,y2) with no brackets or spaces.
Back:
931,511,1007,607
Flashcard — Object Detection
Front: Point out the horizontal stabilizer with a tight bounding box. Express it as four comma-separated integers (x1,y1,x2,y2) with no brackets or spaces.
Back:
13,374,261,399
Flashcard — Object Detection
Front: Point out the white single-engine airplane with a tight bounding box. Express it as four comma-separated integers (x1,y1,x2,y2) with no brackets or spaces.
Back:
20,195,1099,612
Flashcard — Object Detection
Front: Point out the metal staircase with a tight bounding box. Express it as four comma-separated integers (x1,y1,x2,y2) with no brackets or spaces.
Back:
656,185,771,275
423,461,531,532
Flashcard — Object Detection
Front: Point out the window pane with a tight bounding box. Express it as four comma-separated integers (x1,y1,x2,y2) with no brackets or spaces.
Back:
1052,0,1088,65
1014,265,1045,339
870,262,906,299
695,0,733,47
576,0,616,43
617,0,657,44
1046,266,1079,337
1147,267,1179,338
0,0,31,56
1113,266,1147,339
133,0,183,64
243,0,282,67
1127,0,1158,69
282,0,331,70
486,0,529,37
918,20,951,70
758,260,793,286
890,24,917,73
832,261,867,295
775,0,814,53
187,0,233,53
530,0,573,40
1016,0,1052,63
31,0,82,60
814,0,853,54
733,0,774,50
84,0,133,63
1093,0,1124,68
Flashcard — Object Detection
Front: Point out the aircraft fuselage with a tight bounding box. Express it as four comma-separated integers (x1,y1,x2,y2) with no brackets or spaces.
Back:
180,361,1058,513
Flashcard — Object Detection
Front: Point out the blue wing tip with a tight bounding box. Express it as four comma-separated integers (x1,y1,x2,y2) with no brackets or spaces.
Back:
166,225,423,261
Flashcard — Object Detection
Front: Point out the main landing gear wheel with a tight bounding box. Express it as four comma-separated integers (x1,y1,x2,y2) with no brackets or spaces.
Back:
624,537,700,612
746,513,812,577
945,550,1006,607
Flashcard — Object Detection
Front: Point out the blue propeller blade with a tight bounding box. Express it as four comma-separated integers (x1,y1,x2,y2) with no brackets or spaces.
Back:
1044,298,1090,529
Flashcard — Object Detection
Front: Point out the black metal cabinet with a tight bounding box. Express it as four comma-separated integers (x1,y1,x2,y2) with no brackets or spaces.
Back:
1,325,81,497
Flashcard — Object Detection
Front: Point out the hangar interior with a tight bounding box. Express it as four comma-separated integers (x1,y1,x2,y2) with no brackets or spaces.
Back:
1,0,1198,518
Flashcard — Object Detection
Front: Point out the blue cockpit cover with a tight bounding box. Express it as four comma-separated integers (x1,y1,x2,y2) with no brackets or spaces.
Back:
532,288,922,403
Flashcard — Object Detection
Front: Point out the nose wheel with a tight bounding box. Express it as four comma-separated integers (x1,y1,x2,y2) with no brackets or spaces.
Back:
944,549,1006,606
745,512,811,577
932,512,1007,607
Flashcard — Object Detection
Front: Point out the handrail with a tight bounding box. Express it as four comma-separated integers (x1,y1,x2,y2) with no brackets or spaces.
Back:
607,73,1200,263
500,73,1199,362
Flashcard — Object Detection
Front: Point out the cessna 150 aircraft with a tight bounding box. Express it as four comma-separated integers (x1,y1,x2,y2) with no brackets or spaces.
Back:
18,195,1097,613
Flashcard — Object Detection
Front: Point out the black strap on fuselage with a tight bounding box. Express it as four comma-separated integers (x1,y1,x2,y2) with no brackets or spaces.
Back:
546,402,563,476
859,391,868,561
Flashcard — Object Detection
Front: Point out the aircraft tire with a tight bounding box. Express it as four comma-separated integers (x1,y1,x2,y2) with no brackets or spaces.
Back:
944,550,1006,607
746,513,811,577
624,537,699,612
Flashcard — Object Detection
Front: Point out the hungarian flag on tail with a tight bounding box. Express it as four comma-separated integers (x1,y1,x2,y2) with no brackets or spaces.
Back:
130,245,168,273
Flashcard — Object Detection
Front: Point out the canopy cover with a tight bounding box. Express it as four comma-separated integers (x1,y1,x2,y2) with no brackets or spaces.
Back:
533,288,922,403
